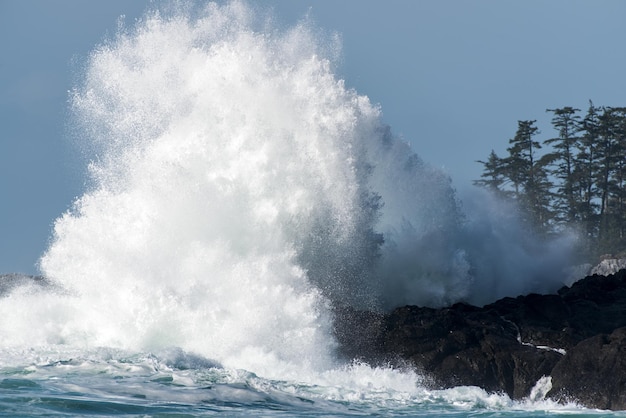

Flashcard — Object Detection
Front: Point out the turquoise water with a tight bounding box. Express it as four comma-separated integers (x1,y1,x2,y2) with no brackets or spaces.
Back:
0,348,619,417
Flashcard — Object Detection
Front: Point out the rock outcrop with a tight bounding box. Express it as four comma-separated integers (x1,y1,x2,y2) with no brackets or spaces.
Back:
334,269,626,410
549,327,626,410
381,303,562,399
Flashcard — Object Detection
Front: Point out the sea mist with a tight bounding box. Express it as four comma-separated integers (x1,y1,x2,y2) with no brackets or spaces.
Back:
0,1,575,377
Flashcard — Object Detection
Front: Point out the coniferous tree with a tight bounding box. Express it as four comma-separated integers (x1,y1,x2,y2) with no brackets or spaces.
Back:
574,101,602,240
504,120,553,229
596,107,626,252
545,107,581,224
474,102,626,258
502,121,534,198
473,150,507,196
612,108,626,245
595,107,621,252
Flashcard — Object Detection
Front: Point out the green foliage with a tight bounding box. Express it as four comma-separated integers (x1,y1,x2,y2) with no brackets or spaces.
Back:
475,102,626,258
476,120,554,231
545,106,580,224
473,150,506,195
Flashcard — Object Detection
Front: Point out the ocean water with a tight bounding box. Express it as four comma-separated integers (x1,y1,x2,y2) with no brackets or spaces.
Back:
0,1,620,416
0,345,615,417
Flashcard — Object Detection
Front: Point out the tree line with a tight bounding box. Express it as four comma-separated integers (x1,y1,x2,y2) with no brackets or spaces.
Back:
474,101,626,258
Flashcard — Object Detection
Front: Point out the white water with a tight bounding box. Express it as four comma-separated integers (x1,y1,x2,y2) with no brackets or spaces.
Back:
0,1,587,414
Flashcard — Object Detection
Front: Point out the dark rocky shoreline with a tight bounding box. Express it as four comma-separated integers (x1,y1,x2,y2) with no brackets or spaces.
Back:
334,269,626,410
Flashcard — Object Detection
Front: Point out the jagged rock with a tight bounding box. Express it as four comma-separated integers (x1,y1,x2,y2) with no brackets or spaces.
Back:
485,293,576,350
334,269,626,410
381,304,562,398
485,270,626,351
548,327,626,410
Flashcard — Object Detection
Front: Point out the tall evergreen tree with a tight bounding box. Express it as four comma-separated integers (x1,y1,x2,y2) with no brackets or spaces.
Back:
597,107,626,252
574,101,602,239
473,150,507,196
474,102,626,257
504,120,553,228
612,108,626,243
545,107,581,224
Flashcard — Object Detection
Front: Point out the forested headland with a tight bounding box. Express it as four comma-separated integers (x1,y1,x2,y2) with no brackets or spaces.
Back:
474,101,626,260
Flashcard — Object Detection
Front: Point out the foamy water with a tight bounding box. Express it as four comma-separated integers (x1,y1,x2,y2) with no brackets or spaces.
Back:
0,2,602,416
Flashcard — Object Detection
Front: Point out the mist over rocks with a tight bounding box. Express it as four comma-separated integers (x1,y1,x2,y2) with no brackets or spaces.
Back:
334,269,626,410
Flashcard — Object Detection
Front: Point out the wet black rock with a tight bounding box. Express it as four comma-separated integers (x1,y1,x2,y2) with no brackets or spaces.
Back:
334,269,626,410
549,327,626,410
380,303,563,399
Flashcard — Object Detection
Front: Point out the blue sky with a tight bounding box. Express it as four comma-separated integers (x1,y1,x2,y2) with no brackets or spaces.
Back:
1,0,625,274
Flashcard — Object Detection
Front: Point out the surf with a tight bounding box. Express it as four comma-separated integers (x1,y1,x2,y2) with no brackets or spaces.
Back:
0,3,585,414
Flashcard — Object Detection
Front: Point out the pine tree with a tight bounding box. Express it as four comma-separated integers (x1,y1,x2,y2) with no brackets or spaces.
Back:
473,150,507,196
474,103,626,256
575,101,602,240
545,107,581,224
596,107,626,252
612,108,626,246
504,120,553,229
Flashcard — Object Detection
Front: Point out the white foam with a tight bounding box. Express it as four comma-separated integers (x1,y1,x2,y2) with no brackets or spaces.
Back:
0,2,579,400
